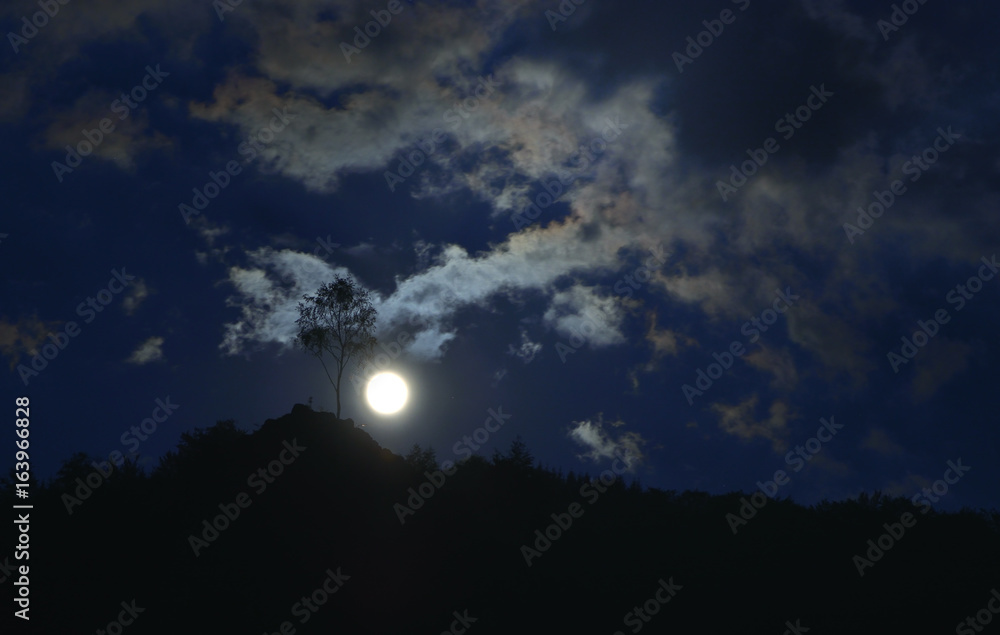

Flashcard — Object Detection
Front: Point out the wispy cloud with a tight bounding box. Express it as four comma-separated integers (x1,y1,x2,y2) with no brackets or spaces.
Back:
507,329,542,363
126,336,165,365
860,428,905,457
568,413,647,473
712,396,792,453
122,280,150,316
0,315,61,369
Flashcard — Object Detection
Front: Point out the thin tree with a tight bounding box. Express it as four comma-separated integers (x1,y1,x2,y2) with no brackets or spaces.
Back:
295,276,377,418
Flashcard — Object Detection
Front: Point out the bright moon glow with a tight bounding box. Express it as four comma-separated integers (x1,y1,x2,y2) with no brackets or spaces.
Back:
366,372,408,414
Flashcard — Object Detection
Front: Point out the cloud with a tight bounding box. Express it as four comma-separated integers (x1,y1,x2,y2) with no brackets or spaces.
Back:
567,413,647,473
490,368,507,387
881,472,932,499
126,336,165,365
628,311,693,392
122,280,150,316
42,97,172,173
404,327,457,360
712,396,792,453
0,0,210,89
162,0,1000,393
744,347,799,391
798,0,873,41
806,453,855,479
860,427,905,456
374,231,624,353
220,204,645,359
369,225,629,358
542,285,625,348
0,315,62,369
785,302,875,383
643,309,691,360
652,268,746,320
912,339,972,402
220,248,350,355
507,329,541,363
186,2,541,195
193,9,702,366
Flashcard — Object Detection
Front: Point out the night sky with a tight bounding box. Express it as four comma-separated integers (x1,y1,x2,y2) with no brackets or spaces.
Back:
2,0,999,512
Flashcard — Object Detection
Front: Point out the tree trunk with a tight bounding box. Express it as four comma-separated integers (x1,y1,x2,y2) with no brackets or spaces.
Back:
335,375,341,418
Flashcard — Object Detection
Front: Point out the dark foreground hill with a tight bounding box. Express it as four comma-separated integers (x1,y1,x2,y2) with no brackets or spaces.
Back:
2,404,998,634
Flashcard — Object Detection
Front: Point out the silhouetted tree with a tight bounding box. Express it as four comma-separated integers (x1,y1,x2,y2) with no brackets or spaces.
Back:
404,444,438,473
506,435,534,470
491,435,533,468
295,276,377,418
10,405,1000,635
156,419,246,478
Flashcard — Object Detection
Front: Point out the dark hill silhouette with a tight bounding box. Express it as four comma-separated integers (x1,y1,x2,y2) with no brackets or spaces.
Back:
2,404,998,634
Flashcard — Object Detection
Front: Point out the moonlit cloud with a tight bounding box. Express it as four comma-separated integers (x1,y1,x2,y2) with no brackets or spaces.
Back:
744,347,799,392
507,329,542,363
712,396,792,454
0,315,61,369
122,281,150,316
568,413,647,473
126,336,165,365
220,248,350,355
542,285,626,348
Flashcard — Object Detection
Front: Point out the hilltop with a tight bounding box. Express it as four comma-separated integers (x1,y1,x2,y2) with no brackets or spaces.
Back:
2,404,998,634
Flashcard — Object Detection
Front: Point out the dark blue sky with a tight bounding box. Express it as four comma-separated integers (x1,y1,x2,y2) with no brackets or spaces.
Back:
2,0,999,511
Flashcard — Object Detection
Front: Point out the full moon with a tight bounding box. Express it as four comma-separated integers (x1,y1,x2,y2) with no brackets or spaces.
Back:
365,372,408,414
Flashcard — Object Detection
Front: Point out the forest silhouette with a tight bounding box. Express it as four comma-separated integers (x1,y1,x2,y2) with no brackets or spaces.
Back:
2,403,998,633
